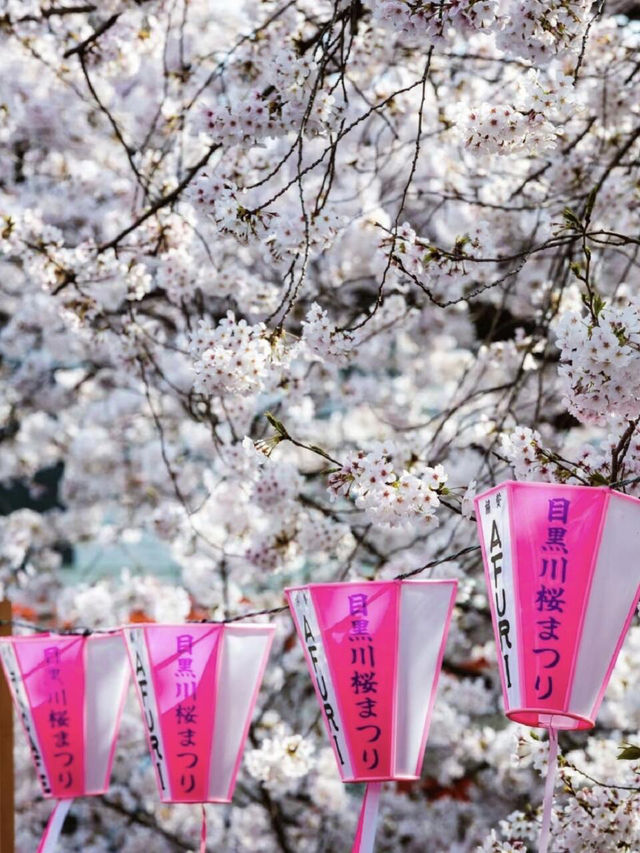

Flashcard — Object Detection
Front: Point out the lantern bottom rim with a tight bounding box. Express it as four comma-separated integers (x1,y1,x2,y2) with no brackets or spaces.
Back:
506,707,594,731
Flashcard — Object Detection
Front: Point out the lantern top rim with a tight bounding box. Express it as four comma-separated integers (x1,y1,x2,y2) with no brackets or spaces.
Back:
474,479,640,505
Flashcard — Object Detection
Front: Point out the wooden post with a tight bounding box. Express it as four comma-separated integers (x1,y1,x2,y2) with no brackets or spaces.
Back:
0,599,14,853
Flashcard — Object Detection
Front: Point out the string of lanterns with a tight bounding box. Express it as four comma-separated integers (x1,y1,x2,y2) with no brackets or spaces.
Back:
2,481,639,853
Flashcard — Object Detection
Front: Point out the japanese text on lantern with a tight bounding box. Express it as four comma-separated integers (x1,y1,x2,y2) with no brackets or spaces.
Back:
346,593,382,773
485,491,515,691
533,497,571,702
174,633,199,795
44,646,75,791
295,590,347,768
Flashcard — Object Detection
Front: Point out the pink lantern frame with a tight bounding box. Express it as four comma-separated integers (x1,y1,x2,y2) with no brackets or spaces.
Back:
0,631,129,800
123,621,274,804
475,480,640,731
285,579,457,783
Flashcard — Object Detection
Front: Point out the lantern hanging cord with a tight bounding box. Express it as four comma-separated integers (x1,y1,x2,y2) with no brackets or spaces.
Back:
539,727,559,853
0,543,481,635
609,474,640,490
38,799,73,853
352,781,382,853
394,544,480,580
200,804,207,853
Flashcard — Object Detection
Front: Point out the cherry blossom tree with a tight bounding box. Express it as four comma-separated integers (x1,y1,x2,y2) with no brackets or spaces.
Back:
2,0,640,850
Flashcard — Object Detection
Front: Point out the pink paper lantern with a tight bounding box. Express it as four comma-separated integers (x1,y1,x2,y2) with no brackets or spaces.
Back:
475,481,640,730
0,632,130,851
475,481,640,852
285,579,457,853
123,622,274,804
0,632,129,797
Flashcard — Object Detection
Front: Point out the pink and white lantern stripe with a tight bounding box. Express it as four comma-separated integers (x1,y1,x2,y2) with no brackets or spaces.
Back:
475,481,640,730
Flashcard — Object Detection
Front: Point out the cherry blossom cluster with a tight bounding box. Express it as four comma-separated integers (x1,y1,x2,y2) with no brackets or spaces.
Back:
556,299,640,426
196,45,341,148
327,441,446,528
484,737,640,851
454,103,557,155
301,302,355,363
245,724,316,793
370,0,592,64
190,313,276,396
496,0,593,64
188,175,269,243
514,67,581,123
371,0,500,42
197,91,278,146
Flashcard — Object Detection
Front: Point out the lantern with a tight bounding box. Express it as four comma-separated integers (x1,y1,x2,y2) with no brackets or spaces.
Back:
285,579,457,853
0,631,130,851
123,623,274,804
475,481,640,851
